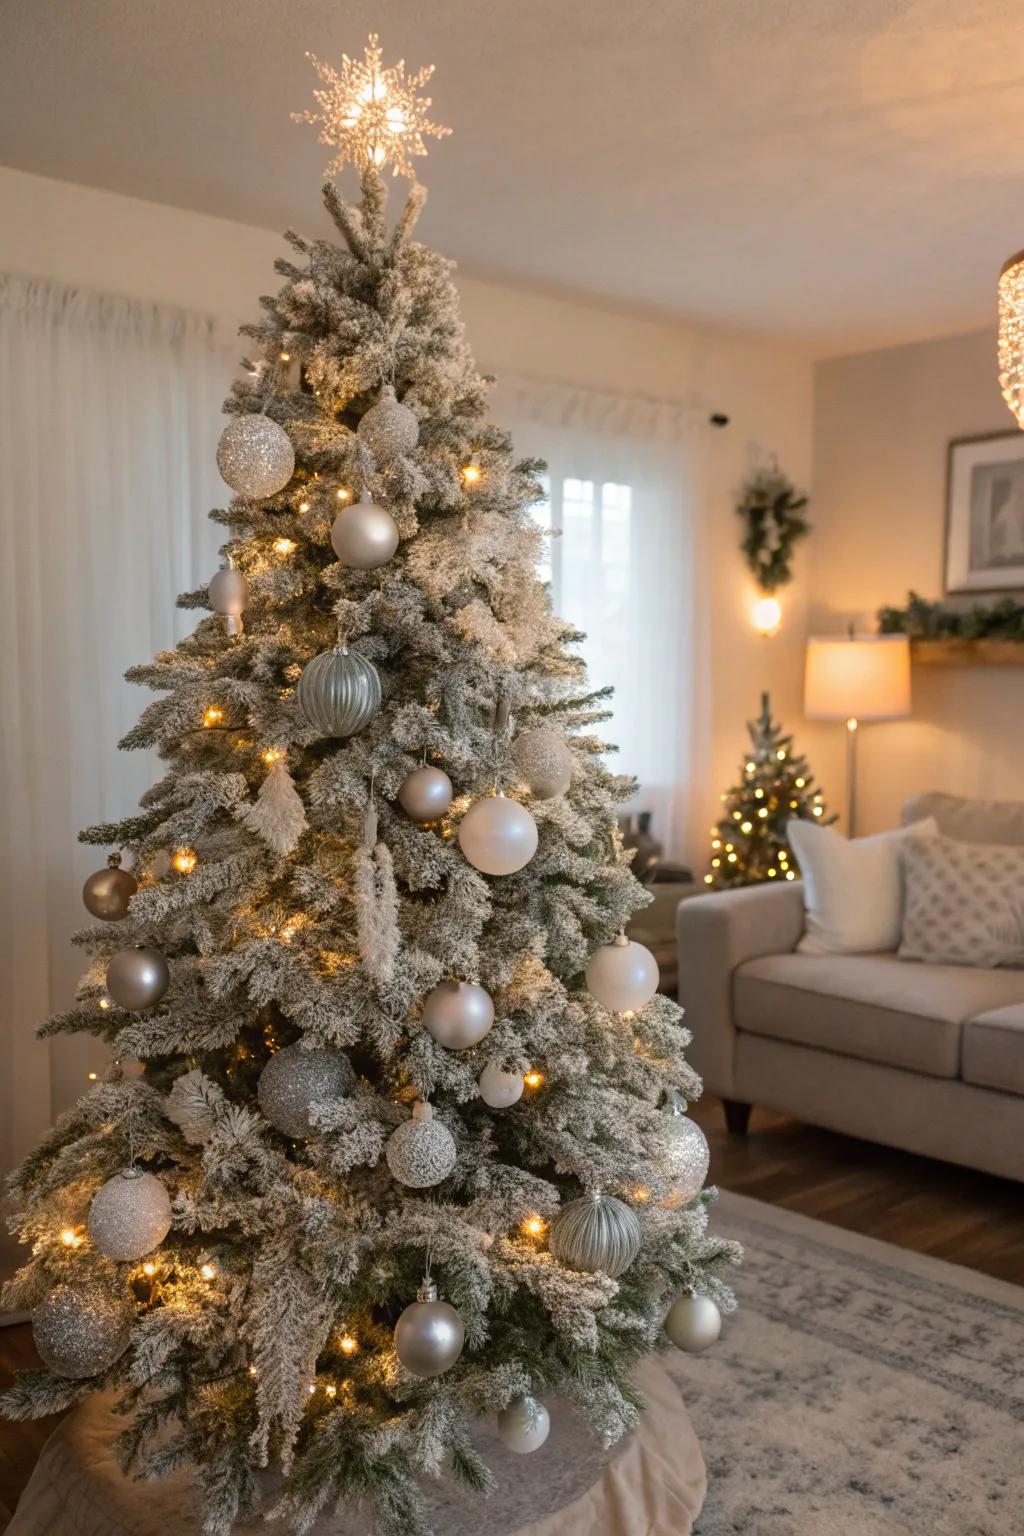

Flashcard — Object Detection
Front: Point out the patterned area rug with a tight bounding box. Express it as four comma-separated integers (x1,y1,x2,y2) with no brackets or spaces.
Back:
676,1192,1023,1536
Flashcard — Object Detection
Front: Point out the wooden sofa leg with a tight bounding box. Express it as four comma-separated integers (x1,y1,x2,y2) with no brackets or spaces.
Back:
723,1099,752,1136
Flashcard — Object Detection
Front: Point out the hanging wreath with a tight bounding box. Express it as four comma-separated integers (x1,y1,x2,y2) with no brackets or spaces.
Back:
737,463,810,592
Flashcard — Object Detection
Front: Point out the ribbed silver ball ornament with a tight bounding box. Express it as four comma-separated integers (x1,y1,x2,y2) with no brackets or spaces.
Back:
296,645,381,738
421,981,494,1051
497,1395,551,1454
257,1044,355,1138
216,414,294,499
385,1102,457,1188
397,765,453,823
585,934,659,1013
458,794,538,876
659,1093,710,1208
106,946,170,1011
82,854,136,922
478,1061,524,1108
356,385,419,460
664,1291,722,1353
512,728,573,799
32,1284,132,1379
331,493,400,569
88,1168,172,1261
549,1192,641,1279
394,1279,465,1378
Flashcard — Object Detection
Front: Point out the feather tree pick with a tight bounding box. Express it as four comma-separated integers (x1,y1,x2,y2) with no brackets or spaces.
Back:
237,760,308,855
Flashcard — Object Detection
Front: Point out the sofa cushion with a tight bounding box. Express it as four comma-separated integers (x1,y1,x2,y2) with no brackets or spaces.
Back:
902,791,1024,845
734,952,1024,1078
899,833,1024,968
962,1005,1024,1098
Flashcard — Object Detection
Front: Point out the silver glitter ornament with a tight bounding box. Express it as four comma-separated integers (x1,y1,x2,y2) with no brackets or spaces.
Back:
385,1102,456,1188
394,1279,465,1378
512,728,573,799
216,414,294,499
458,794,538,876
421,980,494,1051
664,1291,721,1353
497,1395,551,1454
331,493,399,569
478,1061,524,1108
397,765,453,823
356,385,419,460
106,946,170,1011
549,1192,641,1279
585,934,659,1013
88,1168,172,1261
257,1044,355,1138
296,645,381,738
659,1093,709,1208
82,854,136,922
32,1284,131,1379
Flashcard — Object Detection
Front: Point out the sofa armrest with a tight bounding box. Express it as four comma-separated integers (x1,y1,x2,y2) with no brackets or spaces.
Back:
676,882,805,1099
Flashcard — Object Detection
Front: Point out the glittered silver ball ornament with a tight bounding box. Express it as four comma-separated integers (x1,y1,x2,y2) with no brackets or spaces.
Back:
659,1094,710,1208
549,1192,641,1279
512,728,573,799
422,981,494,1051
82,854,136,922
331,493,400,570
357,385,419,460
257,1044,355,1138
88,1168,172,1261
398,765,453,823
497,1395,550,1454
106,946,170,1011
458,794,538,876
216,414,294,499
478,1061,524,1109
385,1102,457,1189
664,1291,722,1353
585,934,659,1013
394,1279,465,1378
32,1284,131,1379
296,645,381,738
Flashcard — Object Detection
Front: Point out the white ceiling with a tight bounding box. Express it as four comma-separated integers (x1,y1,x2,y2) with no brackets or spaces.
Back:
5,0,1024,355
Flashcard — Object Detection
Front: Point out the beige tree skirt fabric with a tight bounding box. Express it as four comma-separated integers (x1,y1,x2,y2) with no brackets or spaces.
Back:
7,1354,705,1536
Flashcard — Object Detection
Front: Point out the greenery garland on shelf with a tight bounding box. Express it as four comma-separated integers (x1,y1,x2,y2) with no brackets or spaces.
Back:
737,463,810,593
878,590,1024,641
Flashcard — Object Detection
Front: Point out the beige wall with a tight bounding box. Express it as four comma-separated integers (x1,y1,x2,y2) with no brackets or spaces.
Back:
811,327,1024,834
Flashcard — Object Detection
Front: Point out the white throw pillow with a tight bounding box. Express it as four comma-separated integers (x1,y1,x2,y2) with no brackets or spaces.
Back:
787,817,938,955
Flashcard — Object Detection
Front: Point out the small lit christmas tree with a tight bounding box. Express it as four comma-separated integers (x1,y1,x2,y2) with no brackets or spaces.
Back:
705,693,833,889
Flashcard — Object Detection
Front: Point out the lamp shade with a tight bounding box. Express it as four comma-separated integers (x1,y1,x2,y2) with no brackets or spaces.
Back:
804,634,911,723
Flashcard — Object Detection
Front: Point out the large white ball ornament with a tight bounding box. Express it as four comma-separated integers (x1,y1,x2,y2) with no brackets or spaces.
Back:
257,1044,355,1138
497,1395,551,1454
512,729,573,799
330,494,400,570
394,1280,465,1378
664,1292,722,1353
88,1169,172,1261
106,947,170,1011
660,1096,710,1208
33,1284,131,1380
585,934,659,1013
82,854,137,922
357,385,419,459
397,765,453,823
207,565,248,617
549,1192,642,1279
422,981,494,1051
458,795,538,876
478,1062,524,1109
385,1102,457,1188
216,414,294,499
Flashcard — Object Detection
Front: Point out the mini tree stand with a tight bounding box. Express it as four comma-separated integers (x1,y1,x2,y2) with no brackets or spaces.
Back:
8,1357,704,1536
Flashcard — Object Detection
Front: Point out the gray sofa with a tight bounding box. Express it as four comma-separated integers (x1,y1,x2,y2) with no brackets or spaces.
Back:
676,794,1024,1182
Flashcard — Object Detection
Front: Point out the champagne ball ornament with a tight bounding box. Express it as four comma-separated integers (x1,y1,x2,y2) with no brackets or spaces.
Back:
585,934,659,1013
32,1284,131,1379
357,384,419,460
664,1291,722,1353
458,794,538,876
385,1102,456,1189
296,645,381,738
88,1169,172,1261
549,1192,641,1279
257,1044,355,1138
397,765,453,823
512,728,573,799
497,1395,551,1455
478,1062,524,1109
422,981,494,1051
208,563,248,638
82,854,136,922
660,1092,710,1207
394,1279,465,1378
216,414,294,499
331,493,399,570
106,947,170,1011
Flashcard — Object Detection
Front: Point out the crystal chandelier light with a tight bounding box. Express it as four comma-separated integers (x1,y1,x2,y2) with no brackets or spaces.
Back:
997,249,1024,428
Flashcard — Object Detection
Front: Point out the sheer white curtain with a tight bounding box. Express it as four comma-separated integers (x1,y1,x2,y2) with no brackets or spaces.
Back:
0,276,234,1260
492,374,709,863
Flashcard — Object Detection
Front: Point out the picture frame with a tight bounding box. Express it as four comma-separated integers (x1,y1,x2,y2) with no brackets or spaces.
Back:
946,431,1024,594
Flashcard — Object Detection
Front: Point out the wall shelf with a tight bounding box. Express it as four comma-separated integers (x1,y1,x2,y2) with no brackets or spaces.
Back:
910,637,1024,667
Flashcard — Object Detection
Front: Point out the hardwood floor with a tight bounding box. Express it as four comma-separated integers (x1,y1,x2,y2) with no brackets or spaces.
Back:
0,1098,1019,1529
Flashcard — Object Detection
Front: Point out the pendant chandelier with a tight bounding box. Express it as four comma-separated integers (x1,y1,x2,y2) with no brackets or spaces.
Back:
997,250,1024,427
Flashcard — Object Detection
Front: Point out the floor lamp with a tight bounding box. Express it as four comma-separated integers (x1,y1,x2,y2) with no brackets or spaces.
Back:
804,634,911,836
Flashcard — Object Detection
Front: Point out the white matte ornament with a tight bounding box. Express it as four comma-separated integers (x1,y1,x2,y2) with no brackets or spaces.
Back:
257,1044,355,1138
88,1169,172,1261
331,493,400,569
32,1284,131,1380
296,646,382,737
497,1395,551,1454
207,565,248,617
106,947,170,1011
549,1192,642,1278
357,385,419,459
458,794,538,876
422,981,494,1051
585,934,659,1013
216,414,295,499
82,855,136,922
394,1280,465,1378
664,1292,722,1353
385,1102,457,1188
512,728,573,799
478,1061,524,1109
397,765,453,823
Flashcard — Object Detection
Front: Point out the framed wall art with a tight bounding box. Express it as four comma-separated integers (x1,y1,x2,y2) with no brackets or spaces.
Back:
946,431,1024,593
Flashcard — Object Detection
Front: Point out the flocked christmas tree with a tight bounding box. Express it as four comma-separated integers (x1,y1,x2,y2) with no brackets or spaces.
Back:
1,38,739,1536
705,692,833,889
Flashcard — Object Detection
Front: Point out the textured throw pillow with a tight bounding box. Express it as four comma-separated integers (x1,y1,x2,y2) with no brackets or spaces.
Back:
900,834,1024,968
788,817,938,955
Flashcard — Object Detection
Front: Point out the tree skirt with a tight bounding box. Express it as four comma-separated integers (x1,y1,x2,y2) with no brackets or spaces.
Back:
7,1355,704,1536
